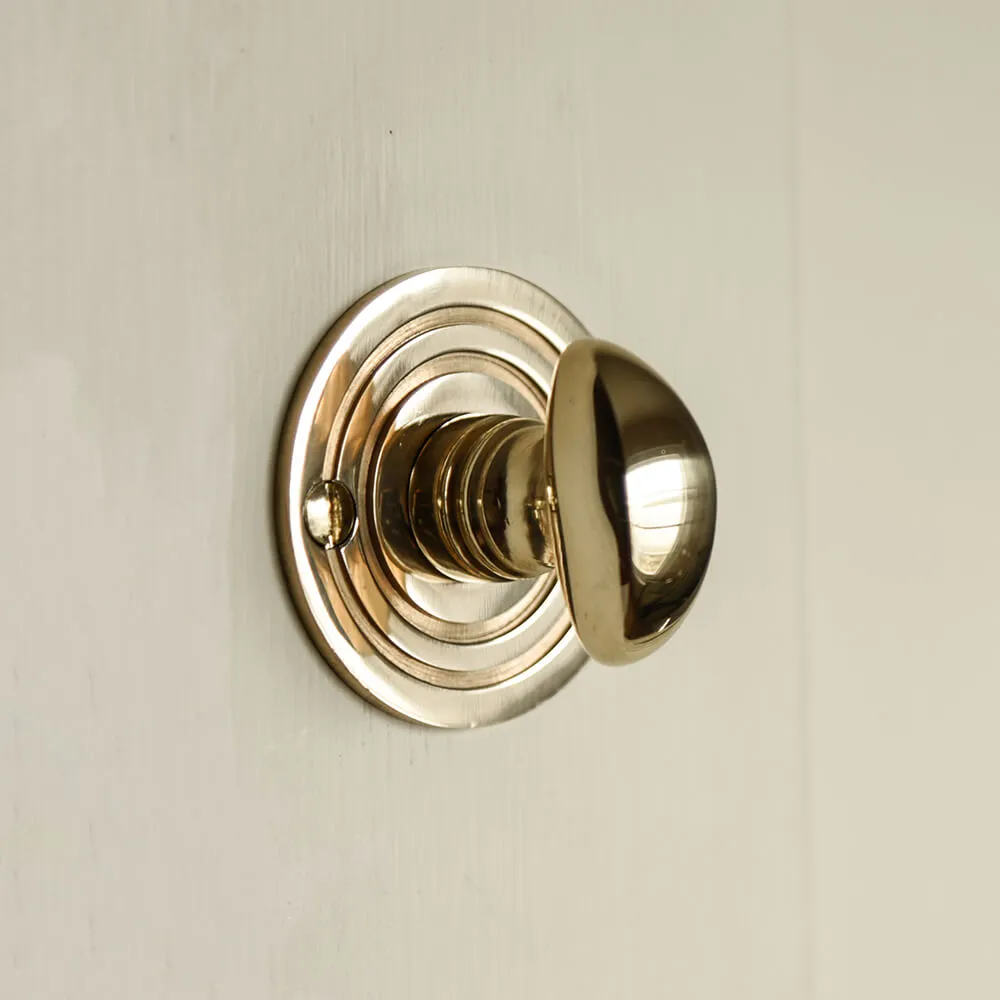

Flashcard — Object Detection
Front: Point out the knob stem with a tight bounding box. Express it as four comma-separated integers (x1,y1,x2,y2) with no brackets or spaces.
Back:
406,415,555,583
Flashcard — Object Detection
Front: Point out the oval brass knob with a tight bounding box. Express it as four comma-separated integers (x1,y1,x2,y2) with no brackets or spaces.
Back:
390,339,716,666
547,340,716,664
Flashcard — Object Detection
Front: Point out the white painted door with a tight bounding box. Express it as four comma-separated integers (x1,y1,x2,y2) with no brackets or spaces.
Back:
2,2,997,997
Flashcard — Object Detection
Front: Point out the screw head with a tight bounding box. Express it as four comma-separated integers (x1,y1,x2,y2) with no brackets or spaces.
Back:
303,480,356,550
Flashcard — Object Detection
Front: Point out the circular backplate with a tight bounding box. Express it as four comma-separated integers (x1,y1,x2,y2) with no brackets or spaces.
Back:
275,267,590,727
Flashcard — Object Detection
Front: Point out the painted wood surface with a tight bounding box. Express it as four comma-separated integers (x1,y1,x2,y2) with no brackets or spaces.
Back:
1,2,996,997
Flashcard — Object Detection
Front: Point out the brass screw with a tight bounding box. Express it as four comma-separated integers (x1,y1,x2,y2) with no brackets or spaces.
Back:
303,480,356,550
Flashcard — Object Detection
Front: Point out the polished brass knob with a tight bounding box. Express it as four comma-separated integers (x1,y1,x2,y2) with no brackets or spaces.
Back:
385,339,716,666
548,340,716,664
276,267,716,726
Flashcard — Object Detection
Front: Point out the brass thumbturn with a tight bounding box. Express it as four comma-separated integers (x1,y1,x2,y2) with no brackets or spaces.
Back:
276,268,716,727
379,340,715,666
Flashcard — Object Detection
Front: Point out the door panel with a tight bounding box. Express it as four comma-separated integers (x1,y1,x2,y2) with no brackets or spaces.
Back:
798,3,1000,997
1,2,804,997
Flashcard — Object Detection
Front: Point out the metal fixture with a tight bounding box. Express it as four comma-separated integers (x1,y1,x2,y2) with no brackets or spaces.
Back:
275,268,716,727
303,480,356,550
